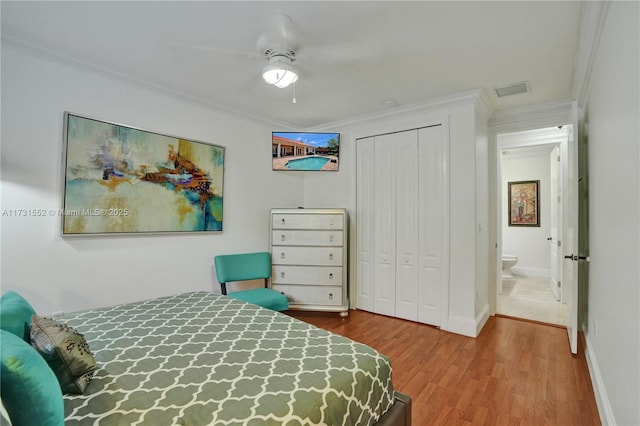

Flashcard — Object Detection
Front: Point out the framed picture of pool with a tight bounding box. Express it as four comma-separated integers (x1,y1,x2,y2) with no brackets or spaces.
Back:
61,112,225,235
272,132,340,171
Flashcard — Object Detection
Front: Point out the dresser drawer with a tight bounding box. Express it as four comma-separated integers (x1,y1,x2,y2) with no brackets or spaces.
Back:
272,230,343,246
272,247,343,266
273,285,343,306
272,213,344,230
272,265,343,285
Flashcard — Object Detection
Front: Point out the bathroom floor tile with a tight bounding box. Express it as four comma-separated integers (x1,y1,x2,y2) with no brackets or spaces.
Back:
497,276,567,326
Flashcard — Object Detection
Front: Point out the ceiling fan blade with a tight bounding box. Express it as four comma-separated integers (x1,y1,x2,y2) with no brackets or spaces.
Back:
166,42,262,60
271,15,300,47
256,14,301,54
298,40,384,64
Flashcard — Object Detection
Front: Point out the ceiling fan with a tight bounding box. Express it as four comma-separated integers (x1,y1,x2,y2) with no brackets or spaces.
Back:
169,13,382,91
255,14,300,89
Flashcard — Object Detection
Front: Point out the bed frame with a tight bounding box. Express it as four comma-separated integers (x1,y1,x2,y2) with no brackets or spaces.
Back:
377,392,412,426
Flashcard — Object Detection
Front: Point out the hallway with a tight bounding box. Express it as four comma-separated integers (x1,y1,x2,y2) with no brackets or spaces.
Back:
497,276,568,326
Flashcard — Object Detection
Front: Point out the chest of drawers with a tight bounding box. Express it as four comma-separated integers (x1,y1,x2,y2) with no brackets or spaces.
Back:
270,208,348,316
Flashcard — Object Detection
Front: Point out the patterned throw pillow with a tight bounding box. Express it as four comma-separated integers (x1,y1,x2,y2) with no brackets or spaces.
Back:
30,315,96,394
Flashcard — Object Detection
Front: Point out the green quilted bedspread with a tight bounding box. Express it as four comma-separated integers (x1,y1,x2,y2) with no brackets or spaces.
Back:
62,292,395,425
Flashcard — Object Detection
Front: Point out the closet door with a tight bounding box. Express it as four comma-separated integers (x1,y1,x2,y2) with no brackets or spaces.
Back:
356,137,375,311
417,125,445,326
394,130,419,321
356,123,447,327
373,133,397,316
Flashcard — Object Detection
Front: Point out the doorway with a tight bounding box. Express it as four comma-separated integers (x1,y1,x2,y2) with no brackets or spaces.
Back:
495,127,568,326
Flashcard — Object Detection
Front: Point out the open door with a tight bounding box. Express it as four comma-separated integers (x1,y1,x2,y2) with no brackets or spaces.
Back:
562,102,580,354
549,146,561,301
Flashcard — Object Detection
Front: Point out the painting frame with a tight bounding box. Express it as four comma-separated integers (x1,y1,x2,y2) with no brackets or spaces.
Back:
508,180,540,227
61,112,225,236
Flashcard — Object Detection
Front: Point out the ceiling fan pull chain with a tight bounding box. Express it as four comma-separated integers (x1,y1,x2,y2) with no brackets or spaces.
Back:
292,83,297,104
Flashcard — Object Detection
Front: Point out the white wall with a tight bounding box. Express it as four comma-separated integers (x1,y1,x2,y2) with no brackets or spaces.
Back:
0,46,304,314
583,2,639,425
501,150,552,277
475,107,490,324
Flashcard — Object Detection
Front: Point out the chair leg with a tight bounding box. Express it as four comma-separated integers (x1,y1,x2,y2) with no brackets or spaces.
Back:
221,283,228,295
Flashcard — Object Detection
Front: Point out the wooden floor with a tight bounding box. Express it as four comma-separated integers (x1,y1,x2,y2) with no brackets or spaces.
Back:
288,309,601,426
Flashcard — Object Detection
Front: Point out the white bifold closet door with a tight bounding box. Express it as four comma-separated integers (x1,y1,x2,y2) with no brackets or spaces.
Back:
356,125,446,327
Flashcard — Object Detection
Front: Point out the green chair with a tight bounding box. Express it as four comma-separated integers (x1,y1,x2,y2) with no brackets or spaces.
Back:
214,252,289,311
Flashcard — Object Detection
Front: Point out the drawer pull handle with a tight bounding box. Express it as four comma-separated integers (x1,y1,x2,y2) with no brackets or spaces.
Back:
329,293,333,300
280,252,285,259
330,219,334,226
329,235,334,242
329,253,334,260
281,234,286,241
281,218,286,225
329,273,334,279
281,272,285,278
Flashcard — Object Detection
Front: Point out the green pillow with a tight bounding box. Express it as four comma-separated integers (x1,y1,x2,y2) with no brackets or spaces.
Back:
0,291,36,342
0,329,64,426
30,316,96,394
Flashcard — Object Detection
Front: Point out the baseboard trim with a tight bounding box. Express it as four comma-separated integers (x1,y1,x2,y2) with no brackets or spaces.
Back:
448,303,490,338
475,303,490,336
584,331,616,425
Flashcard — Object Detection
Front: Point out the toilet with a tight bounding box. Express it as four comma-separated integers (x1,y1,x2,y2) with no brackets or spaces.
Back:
502,254,518,278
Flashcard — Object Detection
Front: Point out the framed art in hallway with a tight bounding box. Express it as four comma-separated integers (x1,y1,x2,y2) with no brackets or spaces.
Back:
61,112,225,235
508,180,539,227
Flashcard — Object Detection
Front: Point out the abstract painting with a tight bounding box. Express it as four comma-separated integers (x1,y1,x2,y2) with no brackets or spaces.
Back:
62,113,224,235
508,180,539,227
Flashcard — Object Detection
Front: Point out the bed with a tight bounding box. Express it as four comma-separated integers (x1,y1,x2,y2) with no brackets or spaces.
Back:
56,291,411,425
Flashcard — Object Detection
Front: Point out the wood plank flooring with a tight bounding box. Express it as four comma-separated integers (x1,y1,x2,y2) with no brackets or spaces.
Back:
288,309,601,426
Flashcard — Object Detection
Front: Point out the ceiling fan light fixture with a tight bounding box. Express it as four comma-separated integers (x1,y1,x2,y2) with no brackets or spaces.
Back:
262,56,298,88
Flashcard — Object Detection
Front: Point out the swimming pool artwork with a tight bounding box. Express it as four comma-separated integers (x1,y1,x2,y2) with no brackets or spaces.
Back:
62,112,225,235
272,131,340,171
285,156,331,170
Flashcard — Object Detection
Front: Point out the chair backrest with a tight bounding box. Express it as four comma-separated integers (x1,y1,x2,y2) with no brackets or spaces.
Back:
214,252,271,294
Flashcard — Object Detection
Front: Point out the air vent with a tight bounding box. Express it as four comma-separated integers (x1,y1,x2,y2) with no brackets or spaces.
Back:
495,81,530,98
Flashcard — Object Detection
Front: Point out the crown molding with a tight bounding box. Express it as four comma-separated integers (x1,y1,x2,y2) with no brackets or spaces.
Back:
572,1,610,108
489,98,574,133
310,88,492,132
1,26,295,130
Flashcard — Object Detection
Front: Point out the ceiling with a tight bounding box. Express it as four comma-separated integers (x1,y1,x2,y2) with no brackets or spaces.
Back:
1,1,583,129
